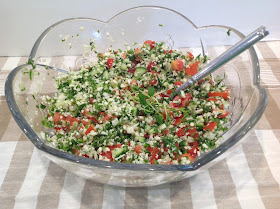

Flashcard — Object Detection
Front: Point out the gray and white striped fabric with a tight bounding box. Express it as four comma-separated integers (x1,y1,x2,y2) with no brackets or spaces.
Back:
1,41,280,209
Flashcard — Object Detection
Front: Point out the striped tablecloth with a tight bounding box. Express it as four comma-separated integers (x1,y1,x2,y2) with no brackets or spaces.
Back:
1,41,280,209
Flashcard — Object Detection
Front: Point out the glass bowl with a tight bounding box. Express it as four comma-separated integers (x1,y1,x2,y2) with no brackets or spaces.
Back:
5,6,267,187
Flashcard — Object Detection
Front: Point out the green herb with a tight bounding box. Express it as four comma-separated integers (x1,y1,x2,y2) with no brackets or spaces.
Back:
148,87,155,97
40,104,46,109
203,55,208,63
227,29,231,36
159,24,163,27
29,70,34,80
27,58,36,69
42,117,53,128
78,104,86,111
19,83,25,91
155,113,164,125
138,93,147,106
162,137,173,146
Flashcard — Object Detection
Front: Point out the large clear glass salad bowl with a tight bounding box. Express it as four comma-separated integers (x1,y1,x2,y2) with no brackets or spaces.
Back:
5,6,267,187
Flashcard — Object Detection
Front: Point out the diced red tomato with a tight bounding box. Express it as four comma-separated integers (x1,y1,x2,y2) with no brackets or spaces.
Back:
174,115,184,125
54,127,67,132
203,121,217,131
188,141,199,147
147,146,160,164
209,91,229,100
167,89,173,95
187,52,194,60
213,109,229,118
174,81,183,86
187,141,199,158
54,112,64,124
135,48,142,60
163,129,170,136
82,109,98,124
164,50,173,54
171,59,184,71
99,111,106,116
184,61,199,76
159,93,169,98
66,115,79,126
90,116,99,124
122,53,127,58
176,127,198,138
85,124,95,135
149,79,158,86
144,40,155,49
134,145,142,154
187,128,199,138
169,94,191,108
180,153,195,162
106,58,114,69
162,111,173,121
102,114,118,123
100,144,122,162
82,154,90,158
108,144,122,151
82,119,91,126
100,151,113,161
127,67,136,74
207,98,218,102
175,127,186,137
198,79,205,85
147,61,157,71
89,98,95,104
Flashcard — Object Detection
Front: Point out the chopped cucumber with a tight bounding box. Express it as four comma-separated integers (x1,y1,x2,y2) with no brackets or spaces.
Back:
103,71,109,80
120,64,127,71
188,101,196,110
134,67,147,77
112,148,124,158
19,83,26,91
55,100,69,108
196,122,204,131
123,58,130,64
90,66,104,76
131,107,139,116
138,136,146,143
110,79,118,88
145,125,154,134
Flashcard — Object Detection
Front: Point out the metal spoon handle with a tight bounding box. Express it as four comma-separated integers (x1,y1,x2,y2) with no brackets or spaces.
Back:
175,26,269,92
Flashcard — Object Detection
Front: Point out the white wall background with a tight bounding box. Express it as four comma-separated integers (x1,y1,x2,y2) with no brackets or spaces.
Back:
1,0,279,56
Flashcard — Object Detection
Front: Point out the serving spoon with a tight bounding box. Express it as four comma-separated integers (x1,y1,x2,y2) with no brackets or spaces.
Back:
175,26,269,93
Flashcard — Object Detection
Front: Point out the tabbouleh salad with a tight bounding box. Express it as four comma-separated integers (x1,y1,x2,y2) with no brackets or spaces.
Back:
40,40,230,165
